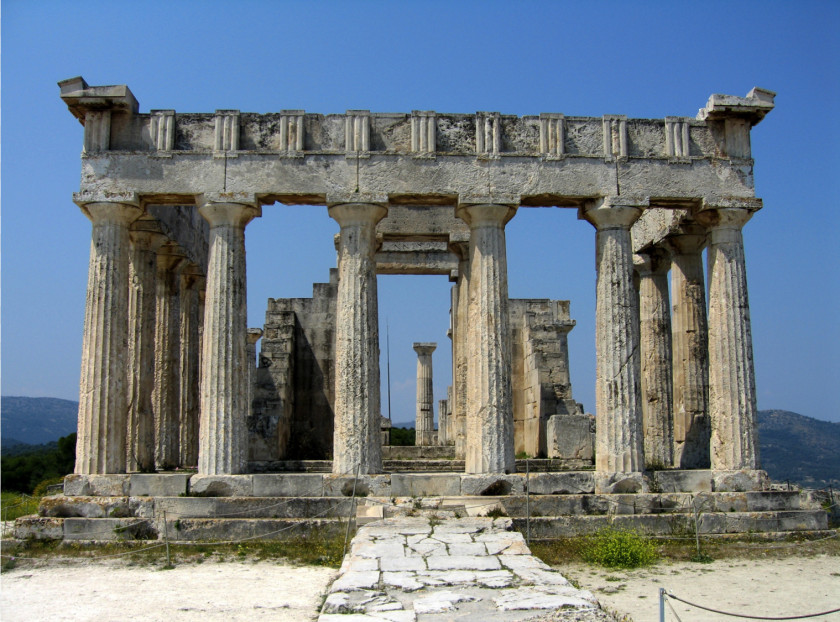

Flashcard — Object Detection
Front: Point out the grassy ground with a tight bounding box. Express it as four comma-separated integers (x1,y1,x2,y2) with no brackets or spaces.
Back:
1,527,349,572
530,530,840,568
1,491,40,521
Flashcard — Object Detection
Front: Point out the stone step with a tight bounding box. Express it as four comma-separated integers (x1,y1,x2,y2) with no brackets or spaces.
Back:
14,516,346,542
35,490,809,521
513,510,829,538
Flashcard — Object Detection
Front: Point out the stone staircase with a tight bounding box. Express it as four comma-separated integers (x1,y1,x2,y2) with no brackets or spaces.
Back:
13,470,831,543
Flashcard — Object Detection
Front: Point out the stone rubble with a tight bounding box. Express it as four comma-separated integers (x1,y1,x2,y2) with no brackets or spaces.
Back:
318,516,603,621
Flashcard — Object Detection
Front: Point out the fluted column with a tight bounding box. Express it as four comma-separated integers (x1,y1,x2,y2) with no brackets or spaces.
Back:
451,244,470,460
178,267,203,468
329,197,387,475
634,247,674,467
74,197,142,474
456,200,517,474
438,398,449,445
582,197,645,488
153,245,184,470
665,225,710,468
698,203,761,470
197,194,260,475
413,343,437,446
126,225,166,472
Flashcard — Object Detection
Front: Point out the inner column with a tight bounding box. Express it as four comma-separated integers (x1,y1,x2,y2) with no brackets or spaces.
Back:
413,342,436,446
582,197,646,492
329,196,387,475
456,199,517,474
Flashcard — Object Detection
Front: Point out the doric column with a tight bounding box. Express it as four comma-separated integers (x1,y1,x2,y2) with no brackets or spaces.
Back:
126,224,166,472
634,247,674,467
698,202,762,470
451,244,470,460
153,244,184,470
456,199,517,474
413,343,437,446
582,197,646,489
74,195,142,474
197,193,261,475
178,266,203,468
438,398,449,445
665,224,711,468
328,195,387,475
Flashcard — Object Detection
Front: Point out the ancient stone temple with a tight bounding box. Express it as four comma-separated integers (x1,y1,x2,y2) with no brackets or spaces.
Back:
60,76,774,492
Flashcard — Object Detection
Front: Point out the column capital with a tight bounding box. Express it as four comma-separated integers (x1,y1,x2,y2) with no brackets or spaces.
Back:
456,202,517,227
75,192,142,225
633,246,670,275
328,201,387,227
129,224,168,252
247,328,263,345
413,342,437,356
197,193,261,228
697,201,759,231
663,222,708,256
581,196,648,230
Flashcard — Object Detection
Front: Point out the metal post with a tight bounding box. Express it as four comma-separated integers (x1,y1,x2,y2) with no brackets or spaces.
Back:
659,588,666,622
343,463,361,558
525,458,531,545
163,510,172,568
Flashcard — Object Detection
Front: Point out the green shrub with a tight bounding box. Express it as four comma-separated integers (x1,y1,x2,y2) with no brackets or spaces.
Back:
581,528,659,568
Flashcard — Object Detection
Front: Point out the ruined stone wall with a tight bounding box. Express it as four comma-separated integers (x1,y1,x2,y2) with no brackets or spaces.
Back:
251,270,337,464
509,299,580,458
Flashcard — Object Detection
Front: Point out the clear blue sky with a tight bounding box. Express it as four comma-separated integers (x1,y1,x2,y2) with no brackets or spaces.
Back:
2,1,839,426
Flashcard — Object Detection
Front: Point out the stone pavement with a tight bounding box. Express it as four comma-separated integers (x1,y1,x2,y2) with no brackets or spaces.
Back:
318,516,604,621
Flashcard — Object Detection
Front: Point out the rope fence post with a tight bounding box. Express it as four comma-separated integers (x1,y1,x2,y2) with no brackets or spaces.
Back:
343,463,361,559
659,587,666,622
163,510,172,568
525,458,530,546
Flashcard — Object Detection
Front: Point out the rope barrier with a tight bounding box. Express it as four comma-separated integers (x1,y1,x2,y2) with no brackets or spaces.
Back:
665,590,840,620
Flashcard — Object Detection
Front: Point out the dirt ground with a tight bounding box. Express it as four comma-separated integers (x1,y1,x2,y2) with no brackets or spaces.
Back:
2,554,839,621
562,555,840,621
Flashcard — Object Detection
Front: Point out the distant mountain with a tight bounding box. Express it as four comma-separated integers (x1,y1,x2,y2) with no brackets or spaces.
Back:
1,397,78,446
757,409,839,489
1,398,837,488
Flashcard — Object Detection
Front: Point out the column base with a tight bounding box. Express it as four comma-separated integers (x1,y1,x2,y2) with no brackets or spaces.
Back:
594,471,648,494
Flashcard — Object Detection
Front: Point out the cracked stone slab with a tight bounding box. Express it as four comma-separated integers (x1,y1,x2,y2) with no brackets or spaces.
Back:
320,516,604,621
426,554,502,571
413,590,478,614
330,570,381,592
493,587,598,611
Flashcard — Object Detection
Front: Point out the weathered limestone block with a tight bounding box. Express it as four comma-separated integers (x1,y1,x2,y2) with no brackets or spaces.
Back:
634,248,674,467
546,414,593,461
666,224,711,468
153,244,185,470
712,470,769,492
129,473,190,496
527,472,595,495
461,475,525,496
323,474,391,497
74,198,142,474
64,473,130,496
700,203,762,471
189,474,255,497
582,198,646,488
391,473,461,497
329,197,387,475
413,342,436,446
457,201,517,474
197,194,260,475
126,225,166,472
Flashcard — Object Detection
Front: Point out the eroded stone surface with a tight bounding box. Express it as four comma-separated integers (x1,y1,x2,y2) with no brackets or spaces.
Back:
319,516,600,621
